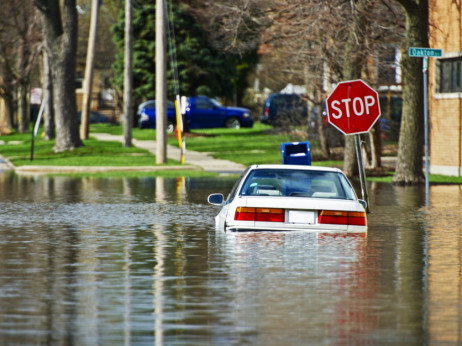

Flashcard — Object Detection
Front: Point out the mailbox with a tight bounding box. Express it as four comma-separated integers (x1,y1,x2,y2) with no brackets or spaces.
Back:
281,141,311,165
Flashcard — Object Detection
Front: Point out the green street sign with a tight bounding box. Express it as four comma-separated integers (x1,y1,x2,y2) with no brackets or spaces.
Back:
409,47,442,57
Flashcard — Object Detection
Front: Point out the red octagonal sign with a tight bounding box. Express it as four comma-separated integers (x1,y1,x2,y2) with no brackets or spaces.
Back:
326,79,381,135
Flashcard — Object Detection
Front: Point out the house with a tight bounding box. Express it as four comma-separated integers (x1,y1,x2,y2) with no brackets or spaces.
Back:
429,1,462,176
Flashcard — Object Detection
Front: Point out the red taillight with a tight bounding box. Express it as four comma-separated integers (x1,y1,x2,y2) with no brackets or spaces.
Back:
235,207,256,221
318,210,366,226
264,107,269,117
347,211,367,226
318,211,348,224
256,208,285,222
235,207,285,222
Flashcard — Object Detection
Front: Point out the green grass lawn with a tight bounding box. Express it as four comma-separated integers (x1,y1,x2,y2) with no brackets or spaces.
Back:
368,173,462,184
0,131,178,167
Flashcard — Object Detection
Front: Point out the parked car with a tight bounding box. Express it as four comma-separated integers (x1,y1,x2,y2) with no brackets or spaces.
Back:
207,164,367,233
137,96,253,131
185,95,253,130
138,100,177,132
77,111,117,124
260,93,308,127
379,95,402,140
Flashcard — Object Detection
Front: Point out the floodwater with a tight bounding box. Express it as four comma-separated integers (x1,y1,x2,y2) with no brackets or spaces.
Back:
0,172,461,345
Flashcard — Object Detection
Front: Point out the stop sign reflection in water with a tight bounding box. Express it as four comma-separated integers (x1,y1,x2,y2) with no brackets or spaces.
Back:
326,79,381,135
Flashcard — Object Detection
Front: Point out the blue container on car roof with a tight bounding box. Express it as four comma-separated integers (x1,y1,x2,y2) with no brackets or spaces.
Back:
281,141,311,165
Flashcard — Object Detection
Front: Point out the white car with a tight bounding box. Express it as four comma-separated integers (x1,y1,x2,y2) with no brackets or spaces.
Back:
208,164,367,233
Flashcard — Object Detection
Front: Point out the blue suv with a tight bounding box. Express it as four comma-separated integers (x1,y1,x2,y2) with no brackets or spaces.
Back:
260,93,308,127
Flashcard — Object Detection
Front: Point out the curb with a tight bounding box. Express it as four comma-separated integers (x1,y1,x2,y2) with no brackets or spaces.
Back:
14,165,201,174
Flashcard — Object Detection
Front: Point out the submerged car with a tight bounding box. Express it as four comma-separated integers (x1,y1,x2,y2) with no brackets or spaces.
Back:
207,164,367,233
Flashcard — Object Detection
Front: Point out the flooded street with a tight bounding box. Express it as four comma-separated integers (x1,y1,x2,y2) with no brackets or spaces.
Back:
0,172,461,345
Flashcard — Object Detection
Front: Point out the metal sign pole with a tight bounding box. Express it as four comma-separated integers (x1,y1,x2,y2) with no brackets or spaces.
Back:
354,134,370,213
423,56,430,206
30,96,47,161
409,47,443,206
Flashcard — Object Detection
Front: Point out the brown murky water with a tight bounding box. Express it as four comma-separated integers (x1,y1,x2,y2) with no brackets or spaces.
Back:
0,172,461,344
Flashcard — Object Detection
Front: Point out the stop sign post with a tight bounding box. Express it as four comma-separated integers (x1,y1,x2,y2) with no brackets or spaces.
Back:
326,79,381,212
326,79,381,135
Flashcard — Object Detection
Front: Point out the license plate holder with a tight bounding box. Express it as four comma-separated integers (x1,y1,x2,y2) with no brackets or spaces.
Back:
288,210,315,224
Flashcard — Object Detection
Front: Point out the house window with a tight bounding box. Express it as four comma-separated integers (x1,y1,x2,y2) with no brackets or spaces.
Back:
439,57,462,93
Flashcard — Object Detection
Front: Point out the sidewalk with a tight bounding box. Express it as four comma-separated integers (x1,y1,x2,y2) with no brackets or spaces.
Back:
92,133,247,174
0,133,247,175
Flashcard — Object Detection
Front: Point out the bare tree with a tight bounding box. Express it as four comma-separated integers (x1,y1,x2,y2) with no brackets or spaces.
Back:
35,0,82,152
0,0,41,132
188,0,403,164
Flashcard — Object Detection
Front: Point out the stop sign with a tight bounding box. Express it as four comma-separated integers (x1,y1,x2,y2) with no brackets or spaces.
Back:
326,79,381,135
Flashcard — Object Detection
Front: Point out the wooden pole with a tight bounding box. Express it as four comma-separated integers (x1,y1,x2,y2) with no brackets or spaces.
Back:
123,0,133,147
80,0,100,140
156,0,167,163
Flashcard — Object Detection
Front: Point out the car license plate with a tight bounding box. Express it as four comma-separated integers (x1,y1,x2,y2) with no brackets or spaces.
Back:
288,210,315,224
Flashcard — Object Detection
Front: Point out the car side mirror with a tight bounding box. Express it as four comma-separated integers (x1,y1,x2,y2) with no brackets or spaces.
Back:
208,193,224,205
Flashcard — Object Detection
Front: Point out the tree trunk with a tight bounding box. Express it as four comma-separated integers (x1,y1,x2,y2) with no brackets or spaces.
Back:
17,83,29,133
393,0,427,184
316,102,330,158
36,0,82,152
369,123,382,168
42,50,55,140
3,94,15,130
341,0,371,177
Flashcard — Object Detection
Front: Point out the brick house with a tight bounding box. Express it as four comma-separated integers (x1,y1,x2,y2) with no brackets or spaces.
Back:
429,1,462,176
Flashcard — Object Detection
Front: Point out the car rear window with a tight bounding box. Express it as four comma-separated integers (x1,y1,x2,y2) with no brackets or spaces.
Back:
239,169,355,200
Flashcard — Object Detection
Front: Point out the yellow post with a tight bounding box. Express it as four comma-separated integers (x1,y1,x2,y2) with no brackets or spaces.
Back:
175,95,185,164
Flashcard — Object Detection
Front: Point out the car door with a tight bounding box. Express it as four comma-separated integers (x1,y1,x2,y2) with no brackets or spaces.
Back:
189,97,222,128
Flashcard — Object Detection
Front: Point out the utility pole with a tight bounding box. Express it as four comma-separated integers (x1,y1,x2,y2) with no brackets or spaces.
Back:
156,0,167,163
123,0,133,147
81,0,100,140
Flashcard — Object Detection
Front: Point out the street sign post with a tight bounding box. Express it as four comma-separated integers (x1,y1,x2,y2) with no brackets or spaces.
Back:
326,79,382,212
409,47,442,206
409,47,442,57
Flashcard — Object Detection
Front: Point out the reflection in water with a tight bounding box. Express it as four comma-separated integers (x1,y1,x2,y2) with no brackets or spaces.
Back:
123,228,133,346
0,173,461,344
426,185,462,343
215,231,373,344
152,225,165,346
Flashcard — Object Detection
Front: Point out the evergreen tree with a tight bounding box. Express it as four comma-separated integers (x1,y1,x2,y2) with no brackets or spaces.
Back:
111,1,244,106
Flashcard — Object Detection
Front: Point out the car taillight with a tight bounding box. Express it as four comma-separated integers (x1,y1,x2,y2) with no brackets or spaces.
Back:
235,207,285,222
264,107,269,117
347,211,367,226
235,207,256,221
256,208,284,222
318,210,366,226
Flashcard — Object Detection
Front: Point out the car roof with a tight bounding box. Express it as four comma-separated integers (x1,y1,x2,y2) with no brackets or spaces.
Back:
248,164,342,173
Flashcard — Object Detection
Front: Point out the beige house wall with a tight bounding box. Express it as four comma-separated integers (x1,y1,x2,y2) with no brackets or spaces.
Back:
429,0,462,176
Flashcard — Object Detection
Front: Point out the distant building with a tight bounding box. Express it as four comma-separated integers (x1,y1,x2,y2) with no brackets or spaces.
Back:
429,1,462,176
